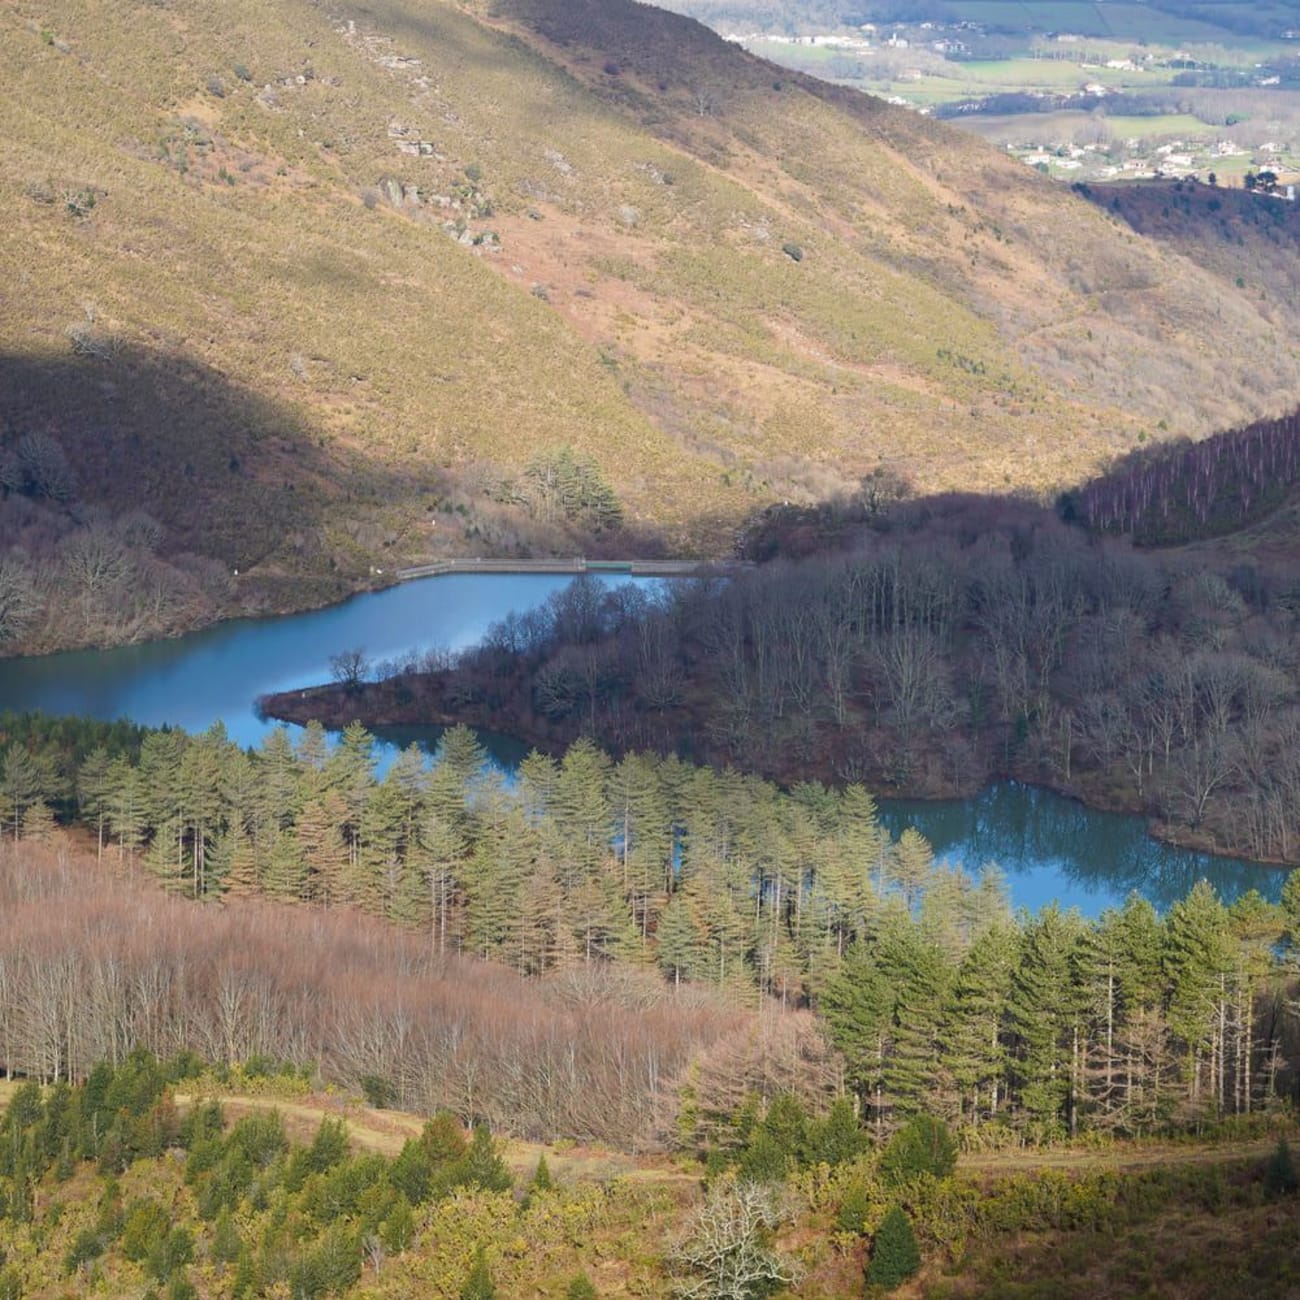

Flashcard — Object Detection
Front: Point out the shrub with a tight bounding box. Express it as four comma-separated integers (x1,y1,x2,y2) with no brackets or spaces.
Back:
738,1129,789,1183
866,1206,920,1290
782,242,803,262
64,1227,105,1274
460,1246,496,1300
530,1154,553,1194
807,1098,867,1167
458,1125,512,1194
1264,1138,1298,1198
146,1226,193,1281
121,1200,170,1263
567,1274,598,1299
880,1115,956,1186
836,1180,873,1235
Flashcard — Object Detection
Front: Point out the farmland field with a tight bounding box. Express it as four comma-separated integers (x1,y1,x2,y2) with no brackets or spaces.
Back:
944,0,1253,39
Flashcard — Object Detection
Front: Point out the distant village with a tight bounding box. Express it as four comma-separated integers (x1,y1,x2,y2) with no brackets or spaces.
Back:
726,20,1300,192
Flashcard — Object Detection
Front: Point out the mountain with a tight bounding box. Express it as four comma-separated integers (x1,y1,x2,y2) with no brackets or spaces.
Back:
2,0,1298,637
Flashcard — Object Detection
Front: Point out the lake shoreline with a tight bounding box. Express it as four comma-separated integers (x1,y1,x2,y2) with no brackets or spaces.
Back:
258,674,1297,878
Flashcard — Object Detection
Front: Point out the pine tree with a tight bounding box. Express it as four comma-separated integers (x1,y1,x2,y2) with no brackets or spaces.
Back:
106,756,146,862
657,891,706,986
888,828,933,911
295,793,350,907
460,1246,496,1300
530,1153,553,1195
261,831,307,902
1282,870,1300,957
940,922,1015,1125
821,939,893,1128
551,738,613,888
220,832,259,901
431,725,488,825
876,911,951,1116
1007,905,1088,1135
77,746,113,863
20,799,57,843
178,724,233,897
1163,880,1234,1114
866,1206,921,1290
464,808,533,961
414,810,467,953
254,726,302,834
1264,1137,1298,1198
139,730,185,872
879,1114,956,1185
460,1125,511,1193
611,751,673,946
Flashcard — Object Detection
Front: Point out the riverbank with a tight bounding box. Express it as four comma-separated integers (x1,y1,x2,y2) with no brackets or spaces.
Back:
0,554,738,660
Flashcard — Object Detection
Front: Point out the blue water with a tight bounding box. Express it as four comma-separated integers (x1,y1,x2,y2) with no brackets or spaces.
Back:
0,573,1286,915
877,781,1283,916
0,573,654,750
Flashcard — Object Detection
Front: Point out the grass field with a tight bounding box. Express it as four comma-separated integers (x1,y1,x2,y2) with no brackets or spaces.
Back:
944,0,1246,40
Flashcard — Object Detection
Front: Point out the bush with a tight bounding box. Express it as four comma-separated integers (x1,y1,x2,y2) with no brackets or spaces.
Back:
880,1115,956,1186
866,1206,920,1290
807,1098,868,1167
146,1227,193,1282
567,1274,598,1299
836,1180,873,1235
460,1246,496,1300
121,1200,170,1263
1264,1138,1298,1198
64,1227,105,1274
782,242,803,262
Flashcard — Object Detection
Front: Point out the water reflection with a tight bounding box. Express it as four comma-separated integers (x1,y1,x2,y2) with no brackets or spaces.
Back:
0,574,657,750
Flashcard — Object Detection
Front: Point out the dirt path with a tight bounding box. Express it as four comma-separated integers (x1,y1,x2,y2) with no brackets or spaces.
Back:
173,1090,697,1187
958,1133,1291,1176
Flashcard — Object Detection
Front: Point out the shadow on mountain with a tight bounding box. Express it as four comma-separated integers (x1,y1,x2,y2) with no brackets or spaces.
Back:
0,343,357,574
0,343,674,588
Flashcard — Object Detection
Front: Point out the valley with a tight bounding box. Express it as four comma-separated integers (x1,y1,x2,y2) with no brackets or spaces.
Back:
3,1,1300,1296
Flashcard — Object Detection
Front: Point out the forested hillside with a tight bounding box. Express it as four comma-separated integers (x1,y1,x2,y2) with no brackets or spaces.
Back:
5,0,1300,651
2,714,1299,1140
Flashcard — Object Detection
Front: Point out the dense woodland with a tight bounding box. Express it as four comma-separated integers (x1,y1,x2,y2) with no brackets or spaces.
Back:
2,715,1300,1144
315,492,1300,864
1069,407,1300,545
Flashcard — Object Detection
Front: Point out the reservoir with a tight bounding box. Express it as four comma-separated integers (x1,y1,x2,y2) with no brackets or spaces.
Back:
0,573,1284,916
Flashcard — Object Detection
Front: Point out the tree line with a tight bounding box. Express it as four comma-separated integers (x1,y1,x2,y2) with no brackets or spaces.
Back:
1067,406,1300,544
2,713,1299,1140
0,836,746,1145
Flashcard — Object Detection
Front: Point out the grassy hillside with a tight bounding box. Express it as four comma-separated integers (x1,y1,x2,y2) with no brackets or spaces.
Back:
2,0,1299,643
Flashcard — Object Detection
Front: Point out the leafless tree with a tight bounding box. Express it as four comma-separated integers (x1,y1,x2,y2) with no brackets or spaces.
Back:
668,1181,798,1300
